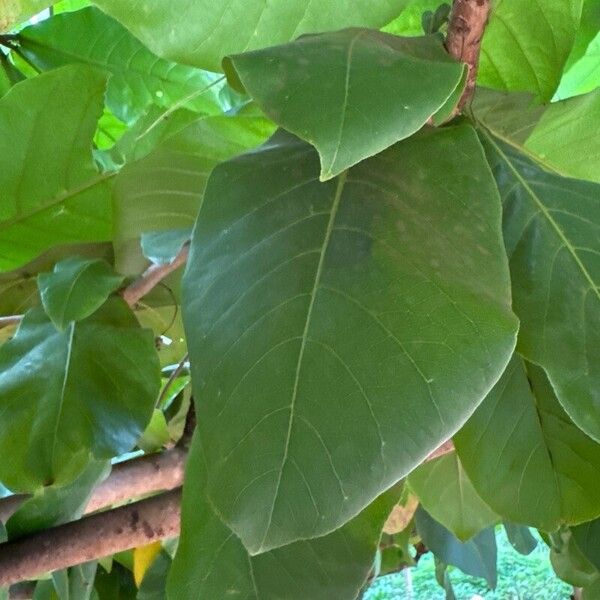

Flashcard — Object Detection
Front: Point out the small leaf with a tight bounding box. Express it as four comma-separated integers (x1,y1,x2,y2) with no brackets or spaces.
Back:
504,522,537,555
416,506,497,588
183,125,517,553
0,64,112,271
408,452,499,541
38,257,124,329
224,29,466,179
133,542,162,588
141,229,192,266
0,298,160,491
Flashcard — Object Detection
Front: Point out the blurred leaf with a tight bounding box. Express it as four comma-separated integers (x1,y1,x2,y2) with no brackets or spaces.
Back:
478,0,584,100
141,229,191,266
0,64,112,271
408,452,499,541
0,0,54,31
573,518,600,571
137,551,171,600
504,522,537,555
133,542,161,588
137,410,171,453
95,564,137,600
225,30,465,179
383,0,445,36
415,506,497,588
38,257,124,329
18,7,226,124
550,528,600,588
92,0,411,72
0,298,159,491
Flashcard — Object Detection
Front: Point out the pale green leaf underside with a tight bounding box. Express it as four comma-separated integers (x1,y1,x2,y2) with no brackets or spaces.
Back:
183,124,517,554
408,452,498,542
0,64,111,272
479,0,583,101
92,0,409,72
482,131,600,442
455,356,600,531
167,433,399,600
525,89,600,183
225,29,466,179
18,7,226,124
0,298,159,492
556,29,600,99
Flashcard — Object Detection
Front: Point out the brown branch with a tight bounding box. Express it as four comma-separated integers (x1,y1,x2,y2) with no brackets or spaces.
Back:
0,489,181,587
0,245,190,329
0,448,186,524
445,0,491,110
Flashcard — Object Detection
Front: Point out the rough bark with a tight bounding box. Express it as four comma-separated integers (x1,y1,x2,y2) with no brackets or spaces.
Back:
0,489,181,587
445,0,491,109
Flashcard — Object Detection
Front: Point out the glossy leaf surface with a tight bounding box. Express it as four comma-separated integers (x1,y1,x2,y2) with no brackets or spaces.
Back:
38,258,124,329
408,452,498,541
479,0,583,100
0,64,112,271
0,298,159,491
225,29,465,179
415,506,497,588
482,132,600,441
454,356,600,531
18,8,226,123
183,125,517,553
168,433,399,600
92,0,410,72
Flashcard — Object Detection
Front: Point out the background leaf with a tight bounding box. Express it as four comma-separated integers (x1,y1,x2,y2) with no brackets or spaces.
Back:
92,0,410,72
478,0,584,100
0,64,112,271
183,125,517,553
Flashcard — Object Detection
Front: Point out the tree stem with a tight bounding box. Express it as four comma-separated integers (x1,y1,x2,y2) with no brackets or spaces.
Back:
445,0,491,110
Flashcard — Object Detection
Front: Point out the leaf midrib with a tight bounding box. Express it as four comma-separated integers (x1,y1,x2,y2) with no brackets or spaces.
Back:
483,131,599,303
258,170,348,552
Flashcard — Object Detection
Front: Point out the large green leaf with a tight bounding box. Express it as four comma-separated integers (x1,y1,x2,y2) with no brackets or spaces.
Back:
0,298,159,492
92,0,409,72
573,518,600,572
415,506,497,588
113,113,275,270
525,89,600,183
454,356,600,531
0,64,112,272
408,452,498,542
167,432,400,600
38,257,124,329
182,124,517,554
478,0,584,101
481,132,600,441
224,29,465,179
18,7,226,124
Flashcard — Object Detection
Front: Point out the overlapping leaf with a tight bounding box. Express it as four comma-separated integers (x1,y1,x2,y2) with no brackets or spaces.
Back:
525,89,600,183
167,433,400,600
455,356,600,531
0,298,159,492
92,0,410,72
225,29,466,179
0,0,53,31
482,132,600,441
478,0,584,101
0,64,112,271
18,7,226,123
182,124,517,553
408,452,498,541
